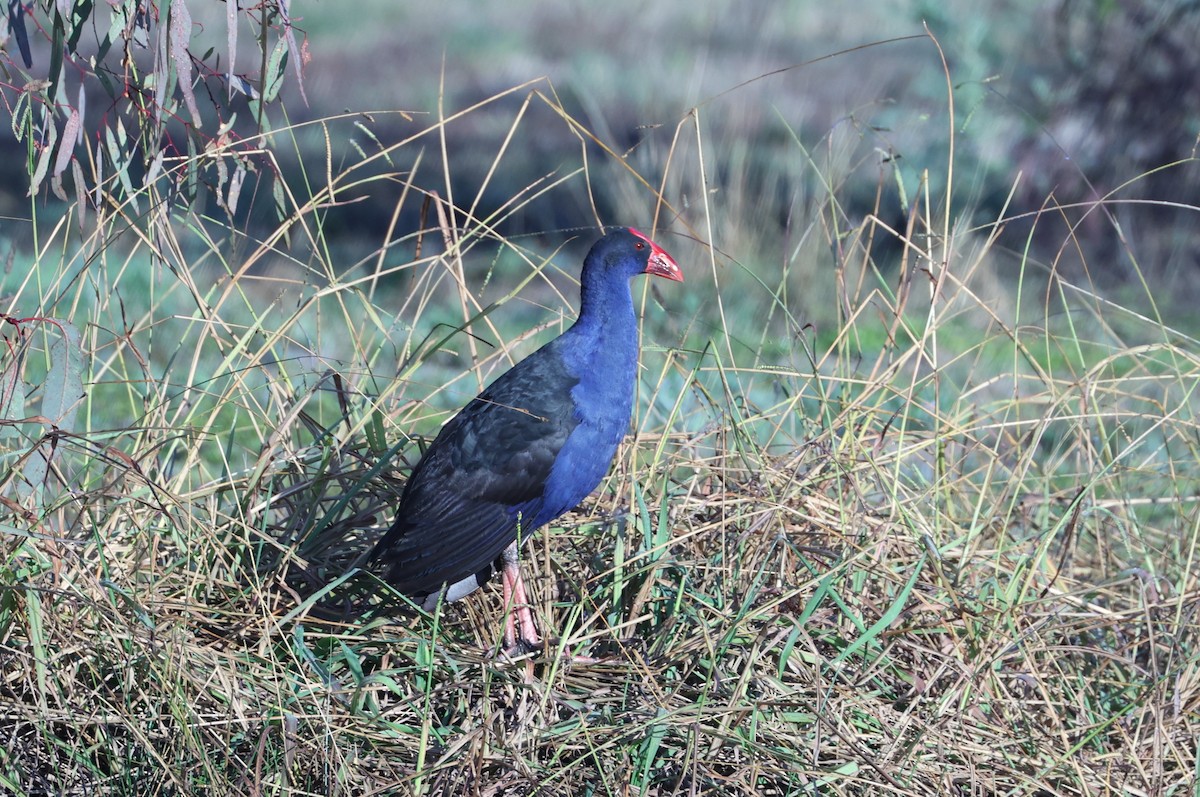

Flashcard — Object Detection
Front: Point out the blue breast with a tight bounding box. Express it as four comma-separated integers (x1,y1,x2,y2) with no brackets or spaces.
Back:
532,317,637,524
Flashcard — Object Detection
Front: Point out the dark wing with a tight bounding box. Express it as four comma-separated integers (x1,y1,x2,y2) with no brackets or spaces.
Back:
368,346,579,598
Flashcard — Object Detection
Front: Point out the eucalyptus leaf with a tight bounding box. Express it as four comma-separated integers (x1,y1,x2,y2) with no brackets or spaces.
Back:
44,320,84,432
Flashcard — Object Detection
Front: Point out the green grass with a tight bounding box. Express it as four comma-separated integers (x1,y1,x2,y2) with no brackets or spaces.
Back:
2,37,1200,797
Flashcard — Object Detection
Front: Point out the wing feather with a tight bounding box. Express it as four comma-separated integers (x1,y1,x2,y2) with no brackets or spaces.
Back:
369,343,578,599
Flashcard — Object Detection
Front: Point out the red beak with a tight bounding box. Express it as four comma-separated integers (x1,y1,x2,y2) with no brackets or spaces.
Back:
630,228,684,282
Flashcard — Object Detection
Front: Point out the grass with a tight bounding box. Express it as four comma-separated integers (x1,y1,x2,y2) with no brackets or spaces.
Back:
2,47,1199,797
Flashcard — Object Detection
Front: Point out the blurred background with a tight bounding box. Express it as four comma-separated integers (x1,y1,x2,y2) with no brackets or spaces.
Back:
250,1,1193,319
1,0,1198,325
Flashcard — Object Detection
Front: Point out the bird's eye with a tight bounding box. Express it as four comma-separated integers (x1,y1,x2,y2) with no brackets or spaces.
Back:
635,241,645,249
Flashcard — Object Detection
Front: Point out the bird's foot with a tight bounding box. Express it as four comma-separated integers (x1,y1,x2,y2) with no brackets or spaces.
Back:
495,635,542,660
562,636,647,665
489,635,629,669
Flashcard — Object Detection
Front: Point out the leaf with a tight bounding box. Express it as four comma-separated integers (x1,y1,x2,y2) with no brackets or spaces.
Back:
92,137,103,213
263,37,288,104
832,553,927,666
106,119,139,213
211,140,229,204
10,88,29,141
226,162,245,215
76,82,85,141
169,0,201,127
18,445,46,502
226,0,238,98
144,148,165,188
635,707,669,788
278,0,308,105
273,172,290,246
153,1,169,124
44,320,84,431
65,0,93,52
72,158,86,232
95,66,117,100
48,5,65,102
0,354,27,423
184,134,198,201
50,107,80,200
366,408,386,454
131,3,148,49
225,72,258,100
24,588,49,698
104,0,126,56
28,113,58,197
8,0,32,68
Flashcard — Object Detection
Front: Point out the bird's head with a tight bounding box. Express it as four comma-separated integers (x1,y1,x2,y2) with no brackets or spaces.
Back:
587,227,683,284
627,228,684,282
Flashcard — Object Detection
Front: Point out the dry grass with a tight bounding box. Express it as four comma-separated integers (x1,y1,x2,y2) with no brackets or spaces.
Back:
2,61,1199,797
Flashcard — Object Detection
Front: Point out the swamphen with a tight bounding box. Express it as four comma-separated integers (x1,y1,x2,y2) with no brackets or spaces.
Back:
368,228,682,652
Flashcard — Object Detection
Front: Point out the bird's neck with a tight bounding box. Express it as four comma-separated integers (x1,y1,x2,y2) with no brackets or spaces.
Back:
559,277,639,390
575,274,635,329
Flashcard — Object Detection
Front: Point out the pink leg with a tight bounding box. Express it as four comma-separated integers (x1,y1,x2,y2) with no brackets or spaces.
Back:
500,543,540,651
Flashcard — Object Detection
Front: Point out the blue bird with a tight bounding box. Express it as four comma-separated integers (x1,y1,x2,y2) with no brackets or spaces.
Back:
368,228,683,651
